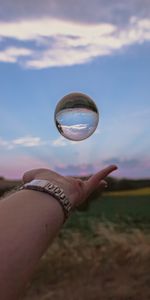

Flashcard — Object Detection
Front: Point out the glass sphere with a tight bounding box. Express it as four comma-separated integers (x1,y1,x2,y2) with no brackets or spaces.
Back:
54,92,99,141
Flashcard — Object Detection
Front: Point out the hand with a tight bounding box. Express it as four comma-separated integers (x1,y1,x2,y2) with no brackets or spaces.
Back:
23,165,117,209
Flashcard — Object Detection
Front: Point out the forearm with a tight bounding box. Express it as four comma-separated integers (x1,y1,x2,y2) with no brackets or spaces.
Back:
0,189,64,299
0,164,117,299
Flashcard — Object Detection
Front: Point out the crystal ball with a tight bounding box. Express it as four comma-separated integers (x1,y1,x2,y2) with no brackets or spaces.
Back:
54,92,99,141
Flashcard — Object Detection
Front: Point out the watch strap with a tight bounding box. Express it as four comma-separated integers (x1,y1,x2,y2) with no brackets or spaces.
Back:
19,179,72,221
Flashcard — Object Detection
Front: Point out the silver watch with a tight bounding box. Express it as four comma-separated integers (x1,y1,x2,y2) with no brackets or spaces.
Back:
20,179,72,220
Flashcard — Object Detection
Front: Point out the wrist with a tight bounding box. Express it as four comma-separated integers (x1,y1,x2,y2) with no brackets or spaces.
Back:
20,179,73,222
33,173,78,209
23,169,81,209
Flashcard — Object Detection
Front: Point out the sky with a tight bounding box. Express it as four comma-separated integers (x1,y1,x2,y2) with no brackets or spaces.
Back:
0,0,150,179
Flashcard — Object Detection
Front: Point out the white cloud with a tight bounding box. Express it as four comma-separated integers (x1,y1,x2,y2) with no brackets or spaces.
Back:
13,136,41,147
52,136,67,147
0,19,116,40
62,124,89,130
0,135,78,149
0,17,149,68
0,47,33,63
0,136,43,148
52,136,80,146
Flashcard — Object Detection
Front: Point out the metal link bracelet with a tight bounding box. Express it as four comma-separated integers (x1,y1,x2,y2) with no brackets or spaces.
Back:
19,179,72,221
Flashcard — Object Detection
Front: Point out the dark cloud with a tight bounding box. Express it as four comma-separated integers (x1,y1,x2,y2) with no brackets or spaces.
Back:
103,158,150,178
103,157,147,169
0,0,149,26
103,158,141,168
54,159,150,178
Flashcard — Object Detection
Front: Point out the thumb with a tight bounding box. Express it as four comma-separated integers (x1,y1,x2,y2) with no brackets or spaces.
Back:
22,168,49,183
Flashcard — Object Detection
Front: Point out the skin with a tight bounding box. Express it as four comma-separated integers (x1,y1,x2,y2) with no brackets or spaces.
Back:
0,165,117,300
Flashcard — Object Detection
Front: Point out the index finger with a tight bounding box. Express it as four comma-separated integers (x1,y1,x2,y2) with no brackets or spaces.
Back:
86,165,118,192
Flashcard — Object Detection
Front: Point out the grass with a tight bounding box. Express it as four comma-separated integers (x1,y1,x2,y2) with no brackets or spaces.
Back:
1,186,149,299
105,187,150,196
65,189,150,232
23,224,150,300
22,190,150,300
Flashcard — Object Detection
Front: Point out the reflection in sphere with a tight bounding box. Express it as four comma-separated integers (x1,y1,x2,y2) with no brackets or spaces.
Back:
54,92,99,141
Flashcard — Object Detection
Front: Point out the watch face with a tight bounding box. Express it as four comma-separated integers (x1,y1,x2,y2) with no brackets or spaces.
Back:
28,179,48,188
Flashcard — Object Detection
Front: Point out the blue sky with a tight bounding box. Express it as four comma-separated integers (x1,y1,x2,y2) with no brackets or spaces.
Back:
0,0,150,179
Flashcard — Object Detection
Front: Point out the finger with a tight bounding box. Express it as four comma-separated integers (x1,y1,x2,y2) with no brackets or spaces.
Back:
90,180,108,195
86,165,117,193
98,180,108,189
89,165,117,185
84,180,107,204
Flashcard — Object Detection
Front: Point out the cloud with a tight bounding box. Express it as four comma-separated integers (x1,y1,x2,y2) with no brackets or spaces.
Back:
13,136,42,147
0,47,32,63
62,124,89,130
0,16,149,68
104,158,142,168
0,135,78,149
52,136,67,147
52,136,78,146
103,157,150,178
54,163,96,176
1,136,149,178
0,136,43,148
0,154,50,179
0,0,149,25
0,18,115,40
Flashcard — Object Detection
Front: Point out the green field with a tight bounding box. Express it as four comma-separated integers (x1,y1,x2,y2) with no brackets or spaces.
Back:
106,187,150,196
23,188,150,300
65,188,150,231
0,186,149,230
1,185,150,300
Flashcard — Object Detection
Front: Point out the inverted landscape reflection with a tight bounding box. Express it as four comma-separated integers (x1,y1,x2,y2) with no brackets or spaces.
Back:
55,108,99,141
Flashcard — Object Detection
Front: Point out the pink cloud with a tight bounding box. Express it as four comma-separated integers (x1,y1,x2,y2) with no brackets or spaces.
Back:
0,154,49,179
0,154,149,180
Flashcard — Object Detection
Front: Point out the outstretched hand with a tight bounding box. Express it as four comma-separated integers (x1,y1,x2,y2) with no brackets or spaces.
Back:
23,165,117,209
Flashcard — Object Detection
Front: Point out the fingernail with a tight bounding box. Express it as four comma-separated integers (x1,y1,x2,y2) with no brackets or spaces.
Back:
114,165,118,170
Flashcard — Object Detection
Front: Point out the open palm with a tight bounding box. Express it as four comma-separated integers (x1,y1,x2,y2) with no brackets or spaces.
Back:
23,165,117,209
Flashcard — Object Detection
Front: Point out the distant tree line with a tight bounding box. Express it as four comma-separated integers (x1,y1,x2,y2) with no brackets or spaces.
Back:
0,176,149,199
0,178,21,198
78,176,150,191
106,177,150,191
